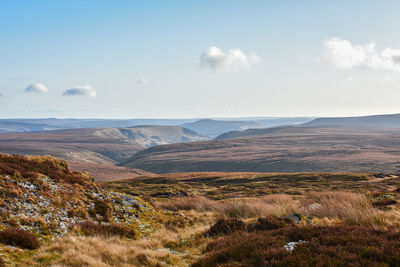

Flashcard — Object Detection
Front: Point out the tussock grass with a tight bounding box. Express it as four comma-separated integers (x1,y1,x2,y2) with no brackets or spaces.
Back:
31,235,182,267
159,192,393,227
0,228,40,250
0,153,93,185
29,219,212,267
157,196,215,212
75,222,136,239
218,194,299,219
303,192,389,227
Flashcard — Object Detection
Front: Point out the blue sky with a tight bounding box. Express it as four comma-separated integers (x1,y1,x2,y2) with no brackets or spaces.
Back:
1,0,400,118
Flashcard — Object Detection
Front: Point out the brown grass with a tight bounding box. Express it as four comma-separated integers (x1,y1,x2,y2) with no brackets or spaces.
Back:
303,192,389,226
75,222,136,239
28,216,214,267
157,196,215,211
0,153,93,185
194,225,400,267
158,192,394,227
31,235,182,267
0,228,40,250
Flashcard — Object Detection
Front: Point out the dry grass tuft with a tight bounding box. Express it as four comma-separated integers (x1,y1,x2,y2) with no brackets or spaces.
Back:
75,222,136,239
31,235,183,267
217,194,299,219
157,196,215,212
303,192,389,227
0,153,93,185
0,228,40,250
158,192,393,227
207,219,246,236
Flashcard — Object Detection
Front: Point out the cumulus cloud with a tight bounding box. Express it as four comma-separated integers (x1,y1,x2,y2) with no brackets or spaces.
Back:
383,76,392,82
24,83,48,93
62,85,96,98
323,38,400,71
200,46,261,71
137,78,149,85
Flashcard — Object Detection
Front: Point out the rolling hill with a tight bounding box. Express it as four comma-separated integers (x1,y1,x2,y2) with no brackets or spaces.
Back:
303,113,400,128
215,125,400,140
0,125,207,164
0,118,199,133
0,117,312,134
121,126,400,173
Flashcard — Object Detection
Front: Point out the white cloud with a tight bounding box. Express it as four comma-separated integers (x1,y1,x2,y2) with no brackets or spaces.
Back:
137,78,149,85
200,46,261,71
348,76,354,82
24,83,48,93
323,38,400,71
383,76,391,82
62,85,96,98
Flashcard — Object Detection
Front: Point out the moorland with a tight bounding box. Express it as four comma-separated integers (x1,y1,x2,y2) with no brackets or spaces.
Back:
1,153,400,266
2,114,400,266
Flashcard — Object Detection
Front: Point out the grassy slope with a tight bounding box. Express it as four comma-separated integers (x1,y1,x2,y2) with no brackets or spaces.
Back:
0,154,162,265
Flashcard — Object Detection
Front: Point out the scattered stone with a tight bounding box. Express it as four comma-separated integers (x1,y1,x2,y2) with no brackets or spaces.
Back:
286,214,301,224
309,203,321,210
284,240,308,252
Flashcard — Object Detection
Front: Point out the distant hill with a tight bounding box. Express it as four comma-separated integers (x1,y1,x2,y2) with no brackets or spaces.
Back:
0,125,207,164
304,113,400,128
216,125,400,140
0,121,64,133
0,117,313,133
244,117,314,128
0,118,200,133
180,119,262,137
121,125,400,173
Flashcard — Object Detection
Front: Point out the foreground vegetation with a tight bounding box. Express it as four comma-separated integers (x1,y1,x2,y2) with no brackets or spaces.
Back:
1,154,400,266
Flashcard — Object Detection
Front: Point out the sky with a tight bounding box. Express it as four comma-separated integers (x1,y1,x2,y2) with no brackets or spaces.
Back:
1,0,400,119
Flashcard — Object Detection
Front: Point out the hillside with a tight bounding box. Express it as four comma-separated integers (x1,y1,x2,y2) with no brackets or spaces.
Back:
180,119,262,137
121,126,400,173
68,162,152,182
215,125,400,140
304,113,400,128
0,125,207,164
0,154,161,265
